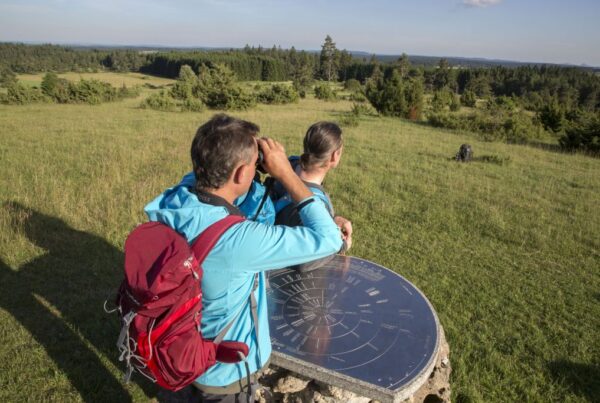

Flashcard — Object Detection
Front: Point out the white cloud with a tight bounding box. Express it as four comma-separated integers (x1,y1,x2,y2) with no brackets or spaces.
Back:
462,0,503,7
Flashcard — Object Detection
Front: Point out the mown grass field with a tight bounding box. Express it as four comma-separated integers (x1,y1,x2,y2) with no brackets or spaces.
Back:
0,73,599,402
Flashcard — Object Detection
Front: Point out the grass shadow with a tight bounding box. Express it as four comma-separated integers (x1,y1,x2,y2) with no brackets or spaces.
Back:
0,201,157,401
548,359,600,401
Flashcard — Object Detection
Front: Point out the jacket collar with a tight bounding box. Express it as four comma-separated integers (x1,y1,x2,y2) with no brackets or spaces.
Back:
192,188,244,217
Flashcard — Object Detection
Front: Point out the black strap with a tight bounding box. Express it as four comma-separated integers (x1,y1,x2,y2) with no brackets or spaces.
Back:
252,177,274,222
191,188,244,217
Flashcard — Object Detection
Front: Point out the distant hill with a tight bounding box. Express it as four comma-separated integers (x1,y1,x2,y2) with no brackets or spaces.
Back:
347,51,599,70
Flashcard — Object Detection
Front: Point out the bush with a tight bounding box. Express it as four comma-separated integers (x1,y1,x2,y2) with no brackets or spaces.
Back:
181,97,205,112
538,103,564,133
344,79,361,92
195,64,255,110
170,65,198,100
461,90,477,107
351,102,373,116
2,83,48,104
450,94,461,112
365,69,423,120
140,91,177,112
559,114,600,154
314,83,336,101
118,84,141,99
257,84,299,104
431,89,454,112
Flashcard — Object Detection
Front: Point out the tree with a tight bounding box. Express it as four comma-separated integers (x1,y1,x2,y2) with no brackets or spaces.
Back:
320,35,339,81
365,68,423,119
538,103,564,133
397,53,411,78
337,49,353,81
559,113,600,153
433,58,455,91
41,72,70,103
195,64,255,110
171,65,198,100
461,90,477,107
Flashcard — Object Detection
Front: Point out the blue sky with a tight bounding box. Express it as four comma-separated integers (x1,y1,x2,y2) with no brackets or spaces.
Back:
1,0,599,66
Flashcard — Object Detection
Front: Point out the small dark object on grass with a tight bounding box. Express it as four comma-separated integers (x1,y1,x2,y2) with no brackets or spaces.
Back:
455,144,473,162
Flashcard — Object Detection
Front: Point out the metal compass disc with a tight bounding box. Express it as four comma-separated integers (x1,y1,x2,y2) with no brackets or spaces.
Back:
266,255,440,402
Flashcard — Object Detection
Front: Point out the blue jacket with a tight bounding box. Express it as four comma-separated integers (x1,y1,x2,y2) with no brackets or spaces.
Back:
144,174,342,388
177,172,276,225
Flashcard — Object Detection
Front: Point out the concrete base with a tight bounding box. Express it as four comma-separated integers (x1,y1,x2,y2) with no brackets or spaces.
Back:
256,326,451,403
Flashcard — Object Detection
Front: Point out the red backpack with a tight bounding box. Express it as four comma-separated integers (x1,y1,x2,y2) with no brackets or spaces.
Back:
108,216,248,391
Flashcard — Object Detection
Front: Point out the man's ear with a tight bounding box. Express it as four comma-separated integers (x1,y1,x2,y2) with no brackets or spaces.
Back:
232,162,251,185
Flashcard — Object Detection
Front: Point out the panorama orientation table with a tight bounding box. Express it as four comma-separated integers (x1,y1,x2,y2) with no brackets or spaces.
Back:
266,255,440,403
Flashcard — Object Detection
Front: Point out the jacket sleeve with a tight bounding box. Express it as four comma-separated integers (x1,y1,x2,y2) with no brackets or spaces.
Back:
220,196,343,273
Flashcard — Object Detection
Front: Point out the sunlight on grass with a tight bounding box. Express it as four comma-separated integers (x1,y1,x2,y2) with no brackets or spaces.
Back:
0,73,599,402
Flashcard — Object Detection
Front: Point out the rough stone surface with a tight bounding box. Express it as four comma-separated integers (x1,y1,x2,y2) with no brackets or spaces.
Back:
257,326,451,403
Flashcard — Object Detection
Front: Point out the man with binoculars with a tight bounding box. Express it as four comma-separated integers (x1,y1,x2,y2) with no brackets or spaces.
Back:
145,114,342,402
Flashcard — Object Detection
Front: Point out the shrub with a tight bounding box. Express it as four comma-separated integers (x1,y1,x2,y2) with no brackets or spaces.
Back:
118,84,141,99
140,91,177,112
181,97,205,112
41,73,71,103
431,89,453,112
365,69,423,120
344,79,361,92
67,79,121,104
450,94,461,112
461,90,477,107
2,83,47,104
351,102,373,116
314,83,336,101
170,65,198,100
195,64,256,110
257,84,299,104
559,114,600,154
538,103,564,133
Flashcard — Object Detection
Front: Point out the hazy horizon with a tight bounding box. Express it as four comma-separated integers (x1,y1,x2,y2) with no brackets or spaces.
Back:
1,0,599,67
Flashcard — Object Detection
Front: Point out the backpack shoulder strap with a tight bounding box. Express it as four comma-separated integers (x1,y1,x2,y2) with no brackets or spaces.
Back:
190,215,245,263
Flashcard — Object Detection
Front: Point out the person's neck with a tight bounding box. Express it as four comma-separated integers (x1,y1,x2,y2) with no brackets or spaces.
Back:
201,187,238,205
297,164,328,185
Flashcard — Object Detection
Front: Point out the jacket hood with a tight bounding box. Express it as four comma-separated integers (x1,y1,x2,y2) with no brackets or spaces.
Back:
144,174,230,242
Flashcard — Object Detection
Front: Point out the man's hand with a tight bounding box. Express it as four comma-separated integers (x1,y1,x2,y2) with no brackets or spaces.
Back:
257,137,293,181
334,215,353,250
257,137,312,203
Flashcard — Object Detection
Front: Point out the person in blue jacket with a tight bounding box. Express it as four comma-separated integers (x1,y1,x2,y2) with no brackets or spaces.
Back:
272,122,353,265
145,114,342,402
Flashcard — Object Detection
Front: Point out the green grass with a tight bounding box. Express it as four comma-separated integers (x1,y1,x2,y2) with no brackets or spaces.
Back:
1,73,599,402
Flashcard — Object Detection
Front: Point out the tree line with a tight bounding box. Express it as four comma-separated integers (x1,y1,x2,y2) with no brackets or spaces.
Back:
1,40,598,153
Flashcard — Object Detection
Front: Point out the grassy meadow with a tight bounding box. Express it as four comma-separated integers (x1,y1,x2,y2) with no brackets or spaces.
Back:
0,73,599,402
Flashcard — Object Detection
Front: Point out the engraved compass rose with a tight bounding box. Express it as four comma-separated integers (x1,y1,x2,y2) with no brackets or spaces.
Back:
267,255,440,402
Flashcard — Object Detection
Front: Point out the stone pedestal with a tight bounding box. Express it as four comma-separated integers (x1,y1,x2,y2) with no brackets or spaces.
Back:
256,326,451,403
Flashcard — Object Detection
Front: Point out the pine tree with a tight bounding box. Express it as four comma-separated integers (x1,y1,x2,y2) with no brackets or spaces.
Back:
397,53,411,78
320,35,339,81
